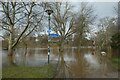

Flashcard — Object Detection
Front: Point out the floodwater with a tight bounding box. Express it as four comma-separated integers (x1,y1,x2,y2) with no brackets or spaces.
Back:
2,47,119,78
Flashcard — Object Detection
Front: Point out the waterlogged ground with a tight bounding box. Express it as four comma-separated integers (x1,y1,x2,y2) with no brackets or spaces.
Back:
68,53,118,78
2,47,119,78
2,64,55,78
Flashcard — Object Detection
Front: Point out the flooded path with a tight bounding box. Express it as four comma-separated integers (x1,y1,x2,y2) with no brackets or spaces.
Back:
77,53,118,78
2,48,119,78
54,48,118,78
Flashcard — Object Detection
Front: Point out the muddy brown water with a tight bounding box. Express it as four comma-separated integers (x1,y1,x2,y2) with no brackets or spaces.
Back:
2,47,119,78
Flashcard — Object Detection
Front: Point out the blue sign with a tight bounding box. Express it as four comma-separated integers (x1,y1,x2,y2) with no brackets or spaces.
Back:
49,33,59,37
47,29,51,33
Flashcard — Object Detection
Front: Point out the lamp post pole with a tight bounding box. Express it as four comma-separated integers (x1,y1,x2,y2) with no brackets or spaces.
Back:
45,9,53,64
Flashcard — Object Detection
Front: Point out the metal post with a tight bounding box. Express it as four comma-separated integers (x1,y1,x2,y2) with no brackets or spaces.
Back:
48,15,51,30
48,15,50,64
45,9,53,64
48,46,50,64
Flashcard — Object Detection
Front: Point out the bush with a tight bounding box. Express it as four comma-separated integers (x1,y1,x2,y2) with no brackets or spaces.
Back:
110,32,120,49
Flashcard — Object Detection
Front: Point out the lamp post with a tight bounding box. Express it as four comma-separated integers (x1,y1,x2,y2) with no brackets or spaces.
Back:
45,9,53,64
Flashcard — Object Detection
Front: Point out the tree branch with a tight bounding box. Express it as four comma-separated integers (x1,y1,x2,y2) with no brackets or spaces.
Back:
65,18,74,37
1,26,12,33
0,35,5,39
12,2,34,48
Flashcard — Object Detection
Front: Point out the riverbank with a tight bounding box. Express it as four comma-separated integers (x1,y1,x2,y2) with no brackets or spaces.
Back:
2,64,55,78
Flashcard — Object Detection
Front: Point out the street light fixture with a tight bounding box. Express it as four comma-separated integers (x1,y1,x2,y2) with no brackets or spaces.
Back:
45,9,53,15
45,9,53,64
45,9,53,30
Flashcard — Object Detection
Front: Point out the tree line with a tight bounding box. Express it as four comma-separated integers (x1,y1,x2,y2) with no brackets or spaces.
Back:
0,2,118,56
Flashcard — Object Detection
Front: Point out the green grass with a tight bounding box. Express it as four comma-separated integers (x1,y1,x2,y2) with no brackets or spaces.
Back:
0,68,1,79
112,58,120,63
111,57,120,70
2,64,55,78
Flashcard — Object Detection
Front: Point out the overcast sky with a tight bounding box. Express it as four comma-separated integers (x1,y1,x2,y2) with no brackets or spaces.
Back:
73,2,117,19
93,2,117,18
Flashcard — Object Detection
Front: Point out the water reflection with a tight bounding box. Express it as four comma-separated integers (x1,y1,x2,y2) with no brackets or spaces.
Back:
2,47,118,78
84,53,100,68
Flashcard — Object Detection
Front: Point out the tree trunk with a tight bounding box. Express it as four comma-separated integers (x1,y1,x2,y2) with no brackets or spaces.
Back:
8,45,13,56
8,32,14,56
59,38,64,53
8,56,16,65
107,46,112,58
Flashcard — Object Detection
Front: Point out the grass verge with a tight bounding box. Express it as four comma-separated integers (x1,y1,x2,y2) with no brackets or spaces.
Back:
2,64,55,78
111,57,120,71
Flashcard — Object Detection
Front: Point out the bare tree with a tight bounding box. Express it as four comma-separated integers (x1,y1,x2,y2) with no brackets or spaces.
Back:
74,2,96,48
95,17,117,53
0,2,45,56
47,2,76,52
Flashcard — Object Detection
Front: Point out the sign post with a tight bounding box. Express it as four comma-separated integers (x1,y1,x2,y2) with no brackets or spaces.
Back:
45,9,53,64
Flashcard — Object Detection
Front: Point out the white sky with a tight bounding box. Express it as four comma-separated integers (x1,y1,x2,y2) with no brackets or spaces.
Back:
94,2,117,18
1,0,120,2
72,2,117,19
